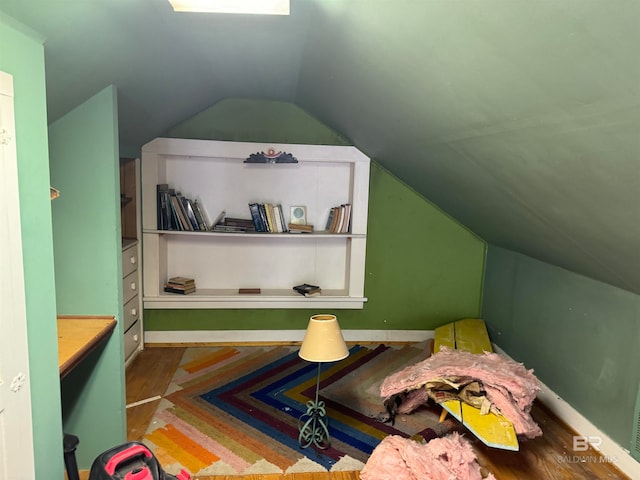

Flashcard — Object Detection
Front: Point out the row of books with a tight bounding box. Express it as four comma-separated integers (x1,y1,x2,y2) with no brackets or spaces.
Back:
156,184,351,234
249,203,288,233
164,276,196,294
157,184,210,231
325,204,352,233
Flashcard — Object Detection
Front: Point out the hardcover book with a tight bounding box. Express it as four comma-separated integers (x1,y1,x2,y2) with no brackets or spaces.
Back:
288,223,313,233
248,203,266,232
210,210,226,230
167,276,195,286
293,283,321,296
238,288,261,294
182,197,200,231
156,184,170,230
276,204,288,232
164,285,196,294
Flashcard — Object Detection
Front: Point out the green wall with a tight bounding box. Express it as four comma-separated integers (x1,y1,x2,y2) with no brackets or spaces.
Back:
482,245,640,455
0,14,64,478
49,85,126,467
166,97,351,146
145,99,485,332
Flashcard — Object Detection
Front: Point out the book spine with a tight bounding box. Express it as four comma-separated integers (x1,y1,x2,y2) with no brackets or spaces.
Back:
276,204,287,232
336,205,346,233
329,206,340,233
167,276,195,286
343,203,352,233
176,194,194,231
272,204,282,233
265,203,275,232
325,207,335,232
162,191,172,230
258,204,269,232
249,203,266,232
164,286,195,294
224,218,255,228
183,197,200,231
170,195,187,230
192,200,208,231
165,284,195,290
156,184,166,230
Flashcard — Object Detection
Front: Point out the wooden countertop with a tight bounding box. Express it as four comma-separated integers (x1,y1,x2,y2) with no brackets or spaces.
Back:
57,315,117,378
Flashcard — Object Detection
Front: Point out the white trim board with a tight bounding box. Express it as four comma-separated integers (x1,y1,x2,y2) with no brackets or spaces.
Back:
144,329,638,479
144,329,434,344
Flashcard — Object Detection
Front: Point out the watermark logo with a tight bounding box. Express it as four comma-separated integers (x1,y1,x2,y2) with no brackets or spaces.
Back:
573,435,602,452
555,436,617,465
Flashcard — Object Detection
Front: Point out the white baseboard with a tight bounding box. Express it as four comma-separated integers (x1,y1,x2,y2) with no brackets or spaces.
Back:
493,345,639,479
537,387,638,479
143,329,638,479
144,329,434,344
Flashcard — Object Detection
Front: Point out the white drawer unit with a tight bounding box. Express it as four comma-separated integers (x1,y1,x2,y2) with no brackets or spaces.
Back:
123,270,138,305
123,320,141,360
123,295,139,332
122,239,142,363
122,243,138,278
121,157,143,365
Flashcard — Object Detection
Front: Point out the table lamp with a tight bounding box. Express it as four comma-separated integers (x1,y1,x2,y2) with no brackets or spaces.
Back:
297,314,349,449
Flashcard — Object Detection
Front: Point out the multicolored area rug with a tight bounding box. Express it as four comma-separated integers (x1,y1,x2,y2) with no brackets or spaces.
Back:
143,342,455,476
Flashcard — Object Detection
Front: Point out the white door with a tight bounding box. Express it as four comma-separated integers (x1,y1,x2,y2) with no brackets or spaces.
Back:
0,70,36,479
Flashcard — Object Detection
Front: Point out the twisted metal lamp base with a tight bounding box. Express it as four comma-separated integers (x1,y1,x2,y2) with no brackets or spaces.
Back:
298,363,330,449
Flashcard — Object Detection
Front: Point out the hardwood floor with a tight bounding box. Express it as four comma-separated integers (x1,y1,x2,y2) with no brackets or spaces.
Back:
124,346,630,480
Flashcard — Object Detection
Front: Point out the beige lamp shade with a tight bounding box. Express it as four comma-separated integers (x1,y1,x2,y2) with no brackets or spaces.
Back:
299,314,349,362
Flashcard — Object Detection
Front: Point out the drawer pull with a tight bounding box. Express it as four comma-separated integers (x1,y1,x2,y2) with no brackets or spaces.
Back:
133,334,139,342
130,308,137,316
130,282,136,291
130,256,137,264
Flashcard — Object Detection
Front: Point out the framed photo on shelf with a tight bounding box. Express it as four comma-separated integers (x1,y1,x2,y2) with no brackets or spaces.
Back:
290,205,307,225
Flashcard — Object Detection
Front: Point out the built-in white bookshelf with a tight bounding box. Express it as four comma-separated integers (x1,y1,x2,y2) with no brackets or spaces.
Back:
141,138,370,309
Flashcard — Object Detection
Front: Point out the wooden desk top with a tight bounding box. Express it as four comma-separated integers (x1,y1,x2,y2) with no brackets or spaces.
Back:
57,315,117,378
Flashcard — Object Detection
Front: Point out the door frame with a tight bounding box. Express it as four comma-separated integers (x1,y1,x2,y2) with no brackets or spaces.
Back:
0,69,36,479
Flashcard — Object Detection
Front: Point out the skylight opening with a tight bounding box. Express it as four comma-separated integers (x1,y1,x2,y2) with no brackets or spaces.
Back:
168,0,290,15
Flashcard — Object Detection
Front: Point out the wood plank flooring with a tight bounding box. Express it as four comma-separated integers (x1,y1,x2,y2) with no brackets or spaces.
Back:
123,346,629,480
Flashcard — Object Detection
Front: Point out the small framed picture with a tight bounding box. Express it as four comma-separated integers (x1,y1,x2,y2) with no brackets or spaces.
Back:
290,206,307,225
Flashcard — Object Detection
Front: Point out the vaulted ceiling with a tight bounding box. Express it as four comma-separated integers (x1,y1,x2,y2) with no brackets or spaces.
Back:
3,0,639,294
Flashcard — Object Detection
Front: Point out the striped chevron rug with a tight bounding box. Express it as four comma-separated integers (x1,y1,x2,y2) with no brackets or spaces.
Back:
143,342,453,476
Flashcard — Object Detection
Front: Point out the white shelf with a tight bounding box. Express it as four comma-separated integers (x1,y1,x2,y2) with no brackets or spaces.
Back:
144,288,367,309
143,229,366,239
141,138,370,309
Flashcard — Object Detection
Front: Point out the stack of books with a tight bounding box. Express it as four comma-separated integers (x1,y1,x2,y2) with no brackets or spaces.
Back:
293,283,322,297
288,223,314,233
164,276,196,294
212,217,256,233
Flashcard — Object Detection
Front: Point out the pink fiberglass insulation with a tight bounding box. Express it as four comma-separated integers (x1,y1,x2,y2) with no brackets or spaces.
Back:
380,347,542,439
360,433,496,480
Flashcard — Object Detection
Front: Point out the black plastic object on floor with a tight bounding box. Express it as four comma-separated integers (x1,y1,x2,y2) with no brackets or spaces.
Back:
63,433,80,480
88,441,190,480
